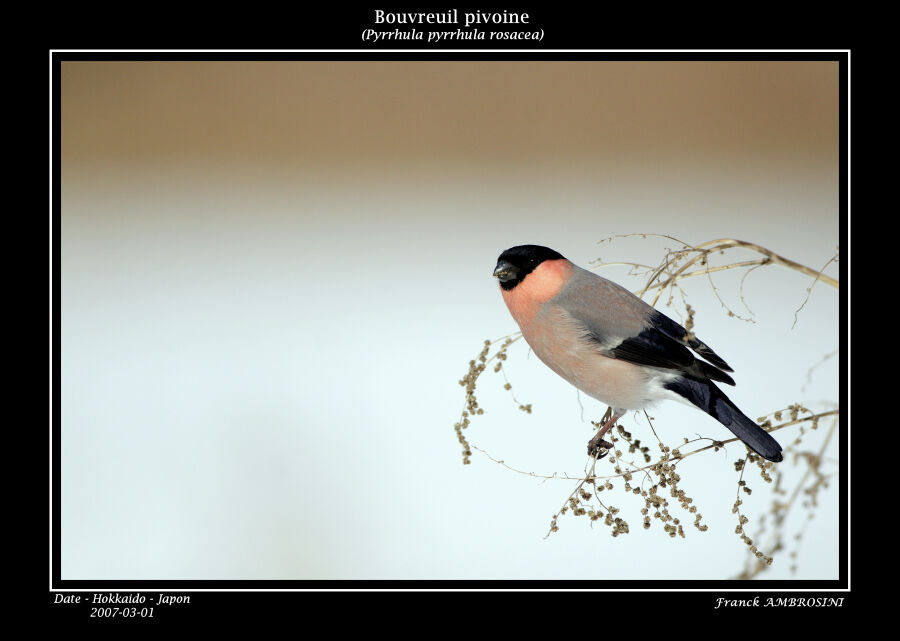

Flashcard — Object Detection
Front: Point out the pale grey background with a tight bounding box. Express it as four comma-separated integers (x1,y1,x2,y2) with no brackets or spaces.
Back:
59,61,841,580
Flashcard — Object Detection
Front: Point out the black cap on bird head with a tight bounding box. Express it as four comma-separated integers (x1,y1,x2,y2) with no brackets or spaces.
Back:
493,245,566,290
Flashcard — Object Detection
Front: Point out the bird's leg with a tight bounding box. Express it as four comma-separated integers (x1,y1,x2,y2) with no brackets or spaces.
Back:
587,408,624,459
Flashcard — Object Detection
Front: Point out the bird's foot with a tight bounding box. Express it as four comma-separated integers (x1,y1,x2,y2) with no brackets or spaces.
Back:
587,437,614,459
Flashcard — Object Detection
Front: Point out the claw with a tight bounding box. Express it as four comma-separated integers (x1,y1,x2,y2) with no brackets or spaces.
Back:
587,407,624,459
588,438,614,459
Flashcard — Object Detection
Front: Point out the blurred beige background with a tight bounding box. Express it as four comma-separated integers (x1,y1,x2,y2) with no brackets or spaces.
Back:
63,61,837,165
59,60,840,581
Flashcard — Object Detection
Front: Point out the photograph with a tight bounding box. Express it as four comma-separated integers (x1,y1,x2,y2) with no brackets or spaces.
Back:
52,47,846,614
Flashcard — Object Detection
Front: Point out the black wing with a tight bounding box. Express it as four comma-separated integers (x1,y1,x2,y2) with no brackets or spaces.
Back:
649,311,734,372
602,312,735,385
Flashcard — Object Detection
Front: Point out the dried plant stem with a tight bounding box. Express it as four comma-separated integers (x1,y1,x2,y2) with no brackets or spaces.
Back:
456,235,839,575
776,415,837,515
470,444,588,482
663,409,838,463
639,238,838,306
470,409,838,483
737,413,839,579
732,456,773,565
692,238,838,288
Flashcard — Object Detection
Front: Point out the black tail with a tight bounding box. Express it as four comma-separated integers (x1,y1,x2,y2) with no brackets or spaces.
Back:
664,376,783,462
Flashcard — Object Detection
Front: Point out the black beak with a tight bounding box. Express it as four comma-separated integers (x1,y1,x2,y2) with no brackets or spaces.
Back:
493,260,518,282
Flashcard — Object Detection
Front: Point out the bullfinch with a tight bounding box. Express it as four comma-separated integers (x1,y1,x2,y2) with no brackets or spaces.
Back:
493,245,783,462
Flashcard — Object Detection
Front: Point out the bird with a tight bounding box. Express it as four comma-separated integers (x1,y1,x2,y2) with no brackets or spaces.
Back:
492,244,783,462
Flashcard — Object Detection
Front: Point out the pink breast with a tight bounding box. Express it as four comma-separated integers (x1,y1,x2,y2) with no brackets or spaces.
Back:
501,263,649,410
501,259,572,330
